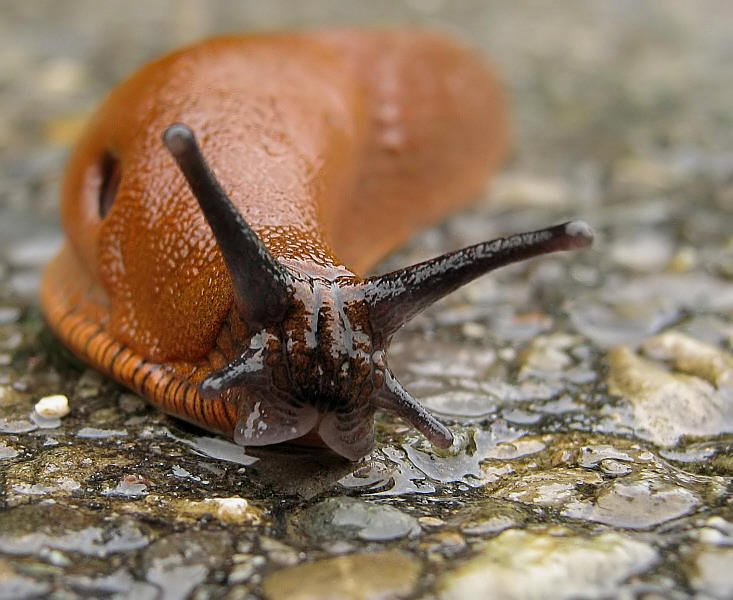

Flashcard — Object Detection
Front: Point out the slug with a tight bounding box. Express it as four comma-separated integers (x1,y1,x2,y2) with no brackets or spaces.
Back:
41,30,593,460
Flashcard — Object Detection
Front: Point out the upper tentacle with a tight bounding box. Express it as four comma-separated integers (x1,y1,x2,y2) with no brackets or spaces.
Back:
363,221,594,338
163,123,294,329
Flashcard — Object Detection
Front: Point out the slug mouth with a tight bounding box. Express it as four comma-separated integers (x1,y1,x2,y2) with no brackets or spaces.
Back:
162,123,594,460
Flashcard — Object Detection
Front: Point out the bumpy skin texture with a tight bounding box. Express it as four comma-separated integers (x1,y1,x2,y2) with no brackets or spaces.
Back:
41,30,509,451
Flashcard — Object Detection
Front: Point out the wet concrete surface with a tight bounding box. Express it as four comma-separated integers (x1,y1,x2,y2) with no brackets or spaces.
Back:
1,1,731,599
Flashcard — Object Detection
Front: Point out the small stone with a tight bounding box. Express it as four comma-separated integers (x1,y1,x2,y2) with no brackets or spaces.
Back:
607,346,733,445
34,394,70,418
38,546,72,567
260,536,301,567
0,418,37,434
688,547,733,598
403,424,521,486
172,433,258,467
439,529,657,600
293,497,420,542
228,555,266,585
0,504,149,556
0,444,19,460
696,527,726,545
564,477,700,529
261,551,420,600
578,445,635,468
144,531,232,600
610,232,673,272
75,369,104,399
102,474,149,497
29,410,62,429
175,497,263,525
492,468,603,510
568,299,678,348
705,516,733,537
599,459,633,476
0,306,22,324
118,393,146,414
422,531,467,558
460,514,517,537
461,322,487,339
667,246,697,273
0,558,51,599
418,516,445,529
484,438,546,460
641,331,733,388
517,334,575,378
490,173,572,208
76,427,128,438
36,57,87,95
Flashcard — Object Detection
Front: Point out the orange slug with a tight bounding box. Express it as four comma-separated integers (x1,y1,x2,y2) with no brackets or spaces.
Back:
41,30,593,460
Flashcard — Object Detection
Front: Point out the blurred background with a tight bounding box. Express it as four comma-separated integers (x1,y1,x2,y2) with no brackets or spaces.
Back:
2,0,731,217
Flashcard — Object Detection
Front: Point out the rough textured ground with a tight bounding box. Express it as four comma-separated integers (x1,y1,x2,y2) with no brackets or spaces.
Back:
1,1,731,599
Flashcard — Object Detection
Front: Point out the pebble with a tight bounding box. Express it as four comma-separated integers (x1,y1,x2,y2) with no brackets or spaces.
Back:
259,536,301,567
490,173,572,208
568,298,678,348
687,546,733,598
228,554,266,585
606,345,733,446
492,468,603,510
33,393,70,418
418,516,445,529
484,438,546,460
439,529,657,600
563,476,700,529
144,531,232,600
0,504,149,556
178,497,263,525
0,306,22,324
76,426,128,438
598,458,633,476
0,418,36,434
517,334,576,378
0,443,20,460
6,235,63,269
421,531,467,558
0,558,51,600
102,474,149,497
293,497,420,542
118,393,147,414
640,330,733,388
457,501,525,537
262,551,420,600
610,232,673,272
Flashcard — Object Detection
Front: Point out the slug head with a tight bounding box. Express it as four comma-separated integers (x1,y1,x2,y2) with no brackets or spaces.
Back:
163,123,593,460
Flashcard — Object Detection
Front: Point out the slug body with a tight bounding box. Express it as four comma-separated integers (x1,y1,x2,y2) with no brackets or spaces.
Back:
42,30,592,460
